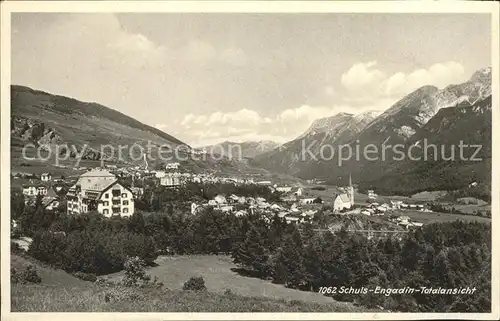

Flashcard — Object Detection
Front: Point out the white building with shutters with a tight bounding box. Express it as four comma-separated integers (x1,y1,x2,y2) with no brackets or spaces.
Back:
66,169,134,217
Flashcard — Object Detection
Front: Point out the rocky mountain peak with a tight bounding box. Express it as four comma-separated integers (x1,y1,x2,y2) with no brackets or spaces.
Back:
470,66,492,84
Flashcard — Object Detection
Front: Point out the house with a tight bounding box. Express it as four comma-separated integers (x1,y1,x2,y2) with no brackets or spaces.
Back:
333,193,352,211
408,221,424,228
256,197,266,204
302,209,317,217
22,185,48,197
229,194,240,203
299,197,316,205
214,195,227,205
246,197,256,205
160,172,182,187
275,185,292,193
292,187,303,197
397,216,411,224
22,185,38,196
367,190,377,199
165,162,180,170
278,211,288,218
285,216,300,224
270,204,283,211
155,171,166,178
42,198,60,211
191,202,198,215
41,173,52,181
390,200,403,210
220,205,234,213
66,169,134,217
361,209,371,216
42,188,60,211
235,210,247,217
208,200,218,206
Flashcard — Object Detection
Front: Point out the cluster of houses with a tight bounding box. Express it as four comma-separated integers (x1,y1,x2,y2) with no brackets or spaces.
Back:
186,177,356,225
19,181,63,212
353,198,428,229
15,164,430,232
191,192,320,225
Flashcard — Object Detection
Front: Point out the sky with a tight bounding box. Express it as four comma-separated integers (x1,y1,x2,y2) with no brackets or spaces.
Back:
12,13,491,147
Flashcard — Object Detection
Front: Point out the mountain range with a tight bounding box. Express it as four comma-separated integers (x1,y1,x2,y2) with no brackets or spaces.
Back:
199,140,279,159
10,66,492,197
253,67,492,196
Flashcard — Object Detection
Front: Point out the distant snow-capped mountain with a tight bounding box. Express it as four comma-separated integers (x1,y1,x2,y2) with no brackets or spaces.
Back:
201,140,279,159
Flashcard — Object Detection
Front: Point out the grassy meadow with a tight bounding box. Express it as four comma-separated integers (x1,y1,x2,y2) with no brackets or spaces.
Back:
10,254,364,312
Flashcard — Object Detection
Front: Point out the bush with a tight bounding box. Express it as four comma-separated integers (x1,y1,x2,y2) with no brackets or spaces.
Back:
121,256,163,289
11,265,42,284
122,256,151,287
182,276,207,291
11,268,20,284
102,287,144,303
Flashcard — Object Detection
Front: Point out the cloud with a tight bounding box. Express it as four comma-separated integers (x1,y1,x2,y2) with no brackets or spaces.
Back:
340,61,467,101
182,109,264,128
341,61,386,94
383,61,466,96
278,105,337,124
179,99,400,146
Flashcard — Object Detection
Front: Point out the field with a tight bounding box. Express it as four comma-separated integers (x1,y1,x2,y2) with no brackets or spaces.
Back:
304,185,415,205
378,209,492,224
11,254,363,312
107,255,342,305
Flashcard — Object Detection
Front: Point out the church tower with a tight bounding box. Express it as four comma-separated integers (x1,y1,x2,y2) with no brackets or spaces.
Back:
348,173,354,206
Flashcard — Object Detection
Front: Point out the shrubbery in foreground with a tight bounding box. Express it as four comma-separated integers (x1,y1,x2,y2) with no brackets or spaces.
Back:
11,265,42,284
182,276,207,291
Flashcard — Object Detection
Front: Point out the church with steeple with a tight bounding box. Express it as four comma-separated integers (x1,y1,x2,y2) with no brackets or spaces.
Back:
333,174,354,212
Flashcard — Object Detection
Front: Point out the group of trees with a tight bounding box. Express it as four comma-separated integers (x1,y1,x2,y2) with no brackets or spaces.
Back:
232,218,491,312
12,183,491,312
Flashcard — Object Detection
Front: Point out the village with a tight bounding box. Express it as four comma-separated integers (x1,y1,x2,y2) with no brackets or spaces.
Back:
11,156,433,232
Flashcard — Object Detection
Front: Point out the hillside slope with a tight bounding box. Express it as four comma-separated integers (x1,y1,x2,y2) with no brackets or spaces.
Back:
11,85,187,162
253,111,379,177
10,85,271,177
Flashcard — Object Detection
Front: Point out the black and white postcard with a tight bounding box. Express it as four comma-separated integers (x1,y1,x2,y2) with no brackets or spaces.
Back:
1,1,499,320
